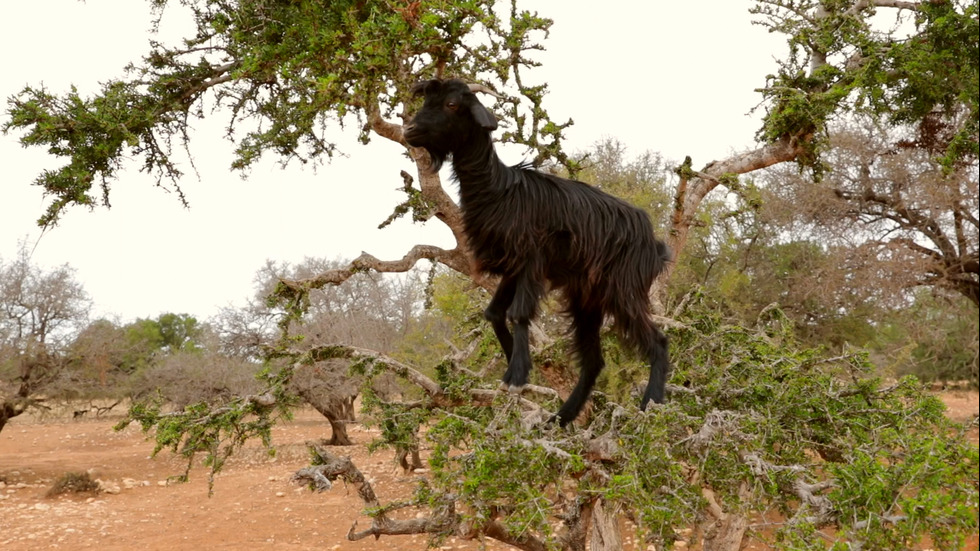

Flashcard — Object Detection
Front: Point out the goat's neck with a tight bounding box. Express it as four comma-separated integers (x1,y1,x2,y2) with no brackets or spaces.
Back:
450,133,512,206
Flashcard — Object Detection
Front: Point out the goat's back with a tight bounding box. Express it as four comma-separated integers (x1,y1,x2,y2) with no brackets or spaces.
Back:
461,167,667,309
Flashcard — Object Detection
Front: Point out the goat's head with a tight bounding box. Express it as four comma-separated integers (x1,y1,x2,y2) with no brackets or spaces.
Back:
403,79,498,170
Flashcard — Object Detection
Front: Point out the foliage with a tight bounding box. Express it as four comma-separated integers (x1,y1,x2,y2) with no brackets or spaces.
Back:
131,350,264,409
115,313,207,373
875,290,980,385
116,256,426,476
753,0,978,172
573,137,673,222
347,295,978,550
118,365,298,494
3,0,571,227
760,117,979,309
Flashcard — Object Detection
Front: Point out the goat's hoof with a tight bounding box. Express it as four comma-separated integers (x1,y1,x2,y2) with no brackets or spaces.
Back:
545,414,571,429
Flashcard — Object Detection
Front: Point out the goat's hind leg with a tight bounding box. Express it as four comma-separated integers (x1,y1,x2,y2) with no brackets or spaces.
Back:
615,312,669,409
639,322,669,409
553,307,604,427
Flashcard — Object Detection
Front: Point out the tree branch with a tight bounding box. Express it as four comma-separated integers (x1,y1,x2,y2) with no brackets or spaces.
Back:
659,137,806,292
298,344,553,417
277,244,467,295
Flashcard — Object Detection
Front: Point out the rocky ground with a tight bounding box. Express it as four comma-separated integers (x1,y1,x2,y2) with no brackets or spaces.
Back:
1,392,977,551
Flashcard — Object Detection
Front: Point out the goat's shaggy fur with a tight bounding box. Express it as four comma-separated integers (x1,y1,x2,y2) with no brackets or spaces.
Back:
404,78,670,425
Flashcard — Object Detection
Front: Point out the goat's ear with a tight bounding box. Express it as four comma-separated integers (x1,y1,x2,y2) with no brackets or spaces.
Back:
410,79,437,97
468,99,497,131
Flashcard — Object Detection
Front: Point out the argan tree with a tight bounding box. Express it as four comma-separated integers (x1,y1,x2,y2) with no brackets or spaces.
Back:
3,0,975,303
0,244,91,433
5,1,978,550
762,118,978,308
215,258,424,445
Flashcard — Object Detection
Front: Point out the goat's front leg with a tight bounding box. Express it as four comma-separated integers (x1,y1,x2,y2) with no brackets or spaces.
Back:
484,275,518,361
500,271,542,391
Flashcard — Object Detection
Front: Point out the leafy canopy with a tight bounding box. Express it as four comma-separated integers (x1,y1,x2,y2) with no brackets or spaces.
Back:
3,0,570,227
753,0,978,171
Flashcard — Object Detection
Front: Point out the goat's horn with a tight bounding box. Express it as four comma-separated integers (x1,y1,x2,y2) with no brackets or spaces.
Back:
467,83,503,99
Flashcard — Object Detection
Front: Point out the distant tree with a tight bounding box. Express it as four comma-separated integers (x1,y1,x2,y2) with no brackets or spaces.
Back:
69,319,127,386
761,118,978,308
215,258,424,445
0,243,90,433
660,0,978,299
132,349,264,410
875,290,980,385
61,318,131,409
154,313,205,353
115,313,206,373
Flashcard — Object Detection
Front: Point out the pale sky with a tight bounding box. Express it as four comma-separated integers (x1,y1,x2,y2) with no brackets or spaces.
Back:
0,1,784,323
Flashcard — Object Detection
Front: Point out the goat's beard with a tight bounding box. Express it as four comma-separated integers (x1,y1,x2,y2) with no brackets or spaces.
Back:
424,149,448,173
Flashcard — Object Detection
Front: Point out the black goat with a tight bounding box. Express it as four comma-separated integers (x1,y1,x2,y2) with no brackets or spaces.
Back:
404,78,670,426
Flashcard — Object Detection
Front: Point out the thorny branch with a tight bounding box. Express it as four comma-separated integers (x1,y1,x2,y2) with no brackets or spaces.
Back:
297,344,553,418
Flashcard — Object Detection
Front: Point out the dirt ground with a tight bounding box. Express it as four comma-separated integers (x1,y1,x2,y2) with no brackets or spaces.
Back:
1,392,977,551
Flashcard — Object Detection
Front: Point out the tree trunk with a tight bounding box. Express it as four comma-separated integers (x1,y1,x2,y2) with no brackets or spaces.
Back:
701,513,748,551
0,392,31,436
589,499,623,551
300,390,357,446
326,416,353,446
699,487,749,551
394,440,424,472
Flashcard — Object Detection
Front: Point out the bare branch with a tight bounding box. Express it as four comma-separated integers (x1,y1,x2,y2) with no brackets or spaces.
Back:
278,245,465,294
660,137,806,292
301,344,443,396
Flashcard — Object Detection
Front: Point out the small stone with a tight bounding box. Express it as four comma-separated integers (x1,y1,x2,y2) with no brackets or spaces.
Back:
96,479,120,494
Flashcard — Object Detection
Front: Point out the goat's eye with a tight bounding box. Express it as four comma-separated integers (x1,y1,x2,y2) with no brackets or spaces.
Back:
446,101,459,111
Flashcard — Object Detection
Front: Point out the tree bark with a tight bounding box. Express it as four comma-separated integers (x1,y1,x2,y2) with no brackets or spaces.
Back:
589,499,623,551
702,513,748,551
299,389,356,446
325,412,353,446
394,436,424,472
700,487,750,551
